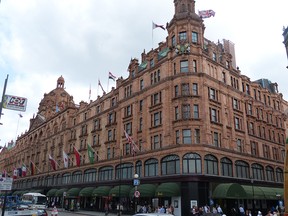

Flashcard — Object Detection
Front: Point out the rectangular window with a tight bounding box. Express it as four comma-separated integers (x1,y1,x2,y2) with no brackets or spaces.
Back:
180,60,189,73
179,31,187,42
192,32,198,43
172,35,176,46
175,85,179,97
210,108,218,122
125,122,132,135
222,72,226,83
140,79,144,90
181,83,190,95
153,111,162,127
183,129,192,144
182,104,190,119
151,92,162,106
213,132,220,147
139,117,143,131
209,88,217,100
175,106,179,120
212,52,217,61
152,135,161,150
236,139,242,152
192,83,198,95
111,97,116,107
233,98,240,110
139,100,143,111
251,141,258,156
125,105,132,117
192,60,197,72
194,129,200,144
108,130,113,141
193,104,199,119
176,130,180,144
150,59,154,68
235,117,241,130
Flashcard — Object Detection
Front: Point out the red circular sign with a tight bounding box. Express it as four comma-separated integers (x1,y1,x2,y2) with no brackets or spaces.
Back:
134,190,140,198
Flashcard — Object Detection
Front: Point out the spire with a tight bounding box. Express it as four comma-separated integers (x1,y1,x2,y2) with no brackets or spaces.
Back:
173,0,199,20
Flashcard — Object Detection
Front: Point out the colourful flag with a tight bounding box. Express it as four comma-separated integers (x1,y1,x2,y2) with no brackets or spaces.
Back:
124,130,139,156
30,161,35,175
98,80,105,93
198,10,215,19
49,154,57,171
152,22,165,30
74,146,81,167
109,72,117,81
17,167,22,177
63,150,69,168
22,164,27,177
87,144,95,164
13,168,18,179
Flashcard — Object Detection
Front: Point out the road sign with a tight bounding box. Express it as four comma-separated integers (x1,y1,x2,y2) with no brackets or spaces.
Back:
134,190,140,198
0,177,13,190
133,179,140,186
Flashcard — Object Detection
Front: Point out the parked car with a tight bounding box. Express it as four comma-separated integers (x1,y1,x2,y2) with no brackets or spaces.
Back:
132,214,174,216
37,209,48,216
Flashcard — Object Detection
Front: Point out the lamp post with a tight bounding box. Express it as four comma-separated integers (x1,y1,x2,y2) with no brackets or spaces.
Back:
250,176,255,216
133,173,140,213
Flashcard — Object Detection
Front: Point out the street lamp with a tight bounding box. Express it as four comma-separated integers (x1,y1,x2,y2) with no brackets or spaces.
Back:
250,176,255,216
133,173,140,213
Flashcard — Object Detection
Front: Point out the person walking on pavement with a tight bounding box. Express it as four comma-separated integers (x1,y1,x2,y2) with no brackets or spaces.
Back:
51,206,58,216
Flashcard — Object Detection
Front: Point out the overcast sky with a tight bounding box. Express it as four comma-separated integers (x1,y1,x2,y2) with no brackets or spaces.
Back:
0,0,287,146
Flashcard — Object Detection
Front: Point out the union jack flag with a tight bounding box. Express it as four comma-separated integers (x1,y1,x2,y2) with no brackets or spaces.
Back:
124,130,139,156
198,10,216,19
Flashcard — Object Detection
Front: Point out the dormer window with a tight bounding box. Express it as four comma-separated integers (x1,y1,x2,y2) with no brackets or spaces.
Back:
150,59,154,68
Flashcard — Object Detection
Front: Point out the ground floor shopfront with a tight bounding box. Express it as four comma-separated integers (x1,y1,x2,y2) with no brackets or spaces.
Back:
11,180,283,216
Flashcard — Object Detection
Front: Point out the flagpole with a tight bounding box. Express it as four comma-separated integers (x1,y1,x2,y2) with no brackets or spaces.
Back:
107,73,109,93
152,21,154,49
15,113,21,141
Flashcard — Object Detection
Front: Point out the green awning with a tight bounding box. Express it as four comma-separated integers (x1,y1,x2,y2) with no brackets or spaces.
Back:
19,190,29,196
109,185,132,197
129,184,157,198
66,188,81,197
241,185,264,199
92,186,111,197
46,189,58,197
55,188,68,197
258,187,283,200
32,189,44,194
212,183,247,199
79,187,95,197
155,182,181,197
12,191,20,196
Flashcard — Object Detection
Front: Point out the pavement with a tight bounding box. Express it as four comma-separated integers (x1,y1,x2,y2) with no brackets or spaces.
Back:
47,208,131,216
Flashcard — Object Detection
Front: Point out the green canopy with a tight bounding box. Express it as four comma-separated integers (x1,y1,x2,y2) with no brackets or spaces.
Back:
258,187,283,200
92,186,111,197
55,188,68,197
109,185,132,197
79,187,95,197
213,183,247,199
66,188,81,197
46,189,58,197
242,185,265,199
155,182,181,197
129,184,157,198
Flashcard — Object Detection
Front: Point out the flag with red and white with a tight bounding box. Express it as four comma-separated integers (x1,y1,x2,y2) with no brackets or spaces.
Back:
152,22,165,30
109,72,117,81
124,130,139,156
22,164,27,177
13,168,18,179
73,146,81,167
63,150,69,168
198,10,216,19
49,154,57,171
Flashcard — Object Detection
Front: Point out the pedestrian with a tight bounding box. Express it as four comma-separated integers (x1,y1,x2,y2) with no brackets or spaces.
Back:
239,205,245,216
51,206,58,216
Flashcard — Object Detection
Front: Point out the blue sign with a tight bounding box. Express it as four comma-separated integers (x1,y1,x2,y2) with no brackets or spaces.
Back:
133,179,140,186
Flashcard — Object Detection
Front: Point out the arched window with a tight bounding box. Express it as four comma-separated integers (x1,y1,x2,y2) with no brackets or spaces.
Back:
183,153,201,174
84,168,97,182
221,157,233,177
62,173,71,184
276,168,284,182
116,163,133,180
98,166,113,181
252,163,264,180
204,154,218,175
265,166,274,182
161,155,180,175
144,158,158,177
72,171,82,183
135,160,142,177
235,160,249,179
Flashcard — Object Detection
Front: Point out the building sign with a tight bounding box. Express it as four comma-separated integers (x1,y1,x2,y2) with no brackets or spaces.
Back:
2,95,27,112
0,177,13,190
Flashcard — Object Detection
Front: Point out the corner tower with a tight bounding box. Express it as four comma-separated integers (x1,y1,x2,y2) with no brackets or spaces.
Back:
167,0,205,52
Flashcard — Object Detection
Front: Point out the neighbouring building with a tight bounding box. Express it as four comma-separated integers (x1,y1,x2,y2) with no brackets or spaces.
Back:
1,1,286,216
